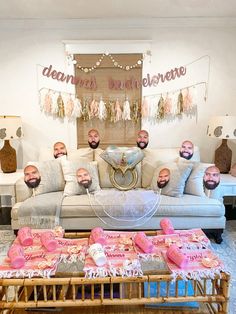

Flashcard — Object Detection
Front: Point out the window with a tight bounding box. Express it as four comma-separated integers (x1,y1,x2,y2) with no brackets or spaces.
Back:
74,53,142,148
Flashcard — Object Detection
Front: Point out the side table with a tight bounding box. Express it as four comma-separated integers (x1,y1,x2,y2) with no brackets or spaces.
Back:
0,170,24,208
220,174,236,207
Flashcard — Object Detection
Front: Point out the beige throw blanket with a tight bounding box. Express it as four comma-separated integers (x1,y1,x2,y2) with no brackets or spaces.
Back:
18,191,64,229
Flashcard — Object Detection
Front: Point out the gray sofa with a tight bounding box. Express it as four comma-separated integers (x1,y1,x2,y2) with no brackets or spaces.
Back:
11,147,225,243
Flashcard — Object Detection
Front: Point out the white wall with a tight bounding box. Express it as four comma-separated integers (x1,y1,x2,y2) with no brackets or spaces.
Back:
0,18,236,168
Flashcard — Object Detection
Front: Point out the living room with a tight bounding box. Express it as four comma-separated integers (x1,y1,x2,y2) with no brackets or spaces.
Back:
0,1,236,313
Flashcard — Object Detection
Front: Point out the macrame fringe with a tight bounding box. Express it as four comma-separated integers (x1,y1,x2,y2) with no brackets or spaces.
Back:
84,266,143,279
0,268,55,279
170,266,229,282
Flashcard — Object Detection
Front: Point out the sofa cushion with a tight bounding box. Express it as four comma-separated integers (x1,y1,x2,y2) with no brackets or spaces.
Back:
59,193,224,218
38,147,94,162
183,161,214,197
141,147,200,188
150,162,193,197
15,177,33,202
61,159,100,196
67,147,94,162
26,160,65,196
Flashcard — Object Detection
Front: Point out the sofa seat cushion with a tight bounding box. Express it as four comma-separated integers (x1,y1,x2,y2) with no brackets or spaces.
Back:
60,191,224,219
156,194,224,217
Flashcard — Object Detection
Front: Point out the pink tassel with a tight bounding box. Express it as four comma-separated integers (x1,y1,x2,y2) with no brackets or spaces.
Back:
122,99,131,120
141,97,149,118
65,96,74,117
89,99,99,118
44,90,52,113
164,94,172,114
39,90,44,111
115,99,122,122
183,88,193,112
98,99,107,120
51,92,59,115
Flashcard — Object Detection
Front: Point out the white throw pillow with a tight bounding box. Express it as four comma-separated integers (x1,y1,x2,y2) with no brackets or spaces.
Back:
142,147,200,188
68,147,94,162
183,161,214,197
61,159,100,196
26,160,65,196
38,147,94,162
150,161,193,197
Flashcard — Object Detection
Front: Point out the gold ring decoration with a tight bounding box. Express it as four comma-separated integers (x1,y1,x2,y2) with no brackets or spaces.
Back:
109,165,138,191
100,146,144,191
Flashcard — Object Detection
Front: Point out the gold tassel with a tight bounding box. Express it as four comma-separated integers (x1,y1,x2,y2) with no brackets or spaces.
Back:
81,99,90,121
57,94,65,118
157,95,165,119
177,90,184,115
108,101,116,123
132,100,140,123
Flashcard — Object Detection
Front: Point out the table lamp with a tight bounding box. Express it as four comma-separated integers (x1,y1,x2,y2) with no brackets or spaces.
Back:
207,115,236,173
0,115,23,173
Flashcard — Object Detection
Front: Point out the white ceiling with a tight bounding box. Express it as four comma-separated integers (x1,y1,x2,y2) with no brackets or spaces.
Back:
0,0,236,19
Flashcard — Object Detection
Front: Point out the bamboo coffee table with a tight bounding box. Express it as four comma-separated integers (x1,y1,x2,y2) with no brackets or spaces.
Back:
0,231,230,313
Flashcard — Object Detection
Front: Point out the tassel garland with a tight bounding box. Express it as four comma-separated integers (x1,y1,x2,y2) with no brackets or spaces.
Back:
39,85,200,123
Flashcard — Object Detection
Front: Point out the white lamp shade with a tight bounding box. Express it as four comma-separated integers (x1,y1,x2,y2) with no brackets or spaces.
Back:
207,115,236,139
0,115,23,140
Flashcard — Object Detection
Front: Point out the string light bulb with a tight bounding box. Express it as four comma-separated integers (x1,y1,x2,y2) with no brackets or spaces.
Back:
73,53,143,73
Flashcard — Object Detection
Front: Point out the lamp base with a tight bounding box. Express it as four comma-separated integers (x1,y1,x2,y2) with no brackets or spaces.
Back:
214,139,232,174
0,140,17,173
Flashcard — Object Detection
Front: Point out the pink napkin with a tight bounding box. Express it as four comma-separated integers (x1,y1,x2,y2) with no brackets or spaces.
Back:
0,228,64,278
84,231,142,278
164,248,226,280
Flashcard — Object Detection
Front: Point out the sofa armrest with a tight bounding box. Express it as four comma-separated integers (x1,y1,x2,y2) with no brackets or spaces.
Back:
15,177,32,203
